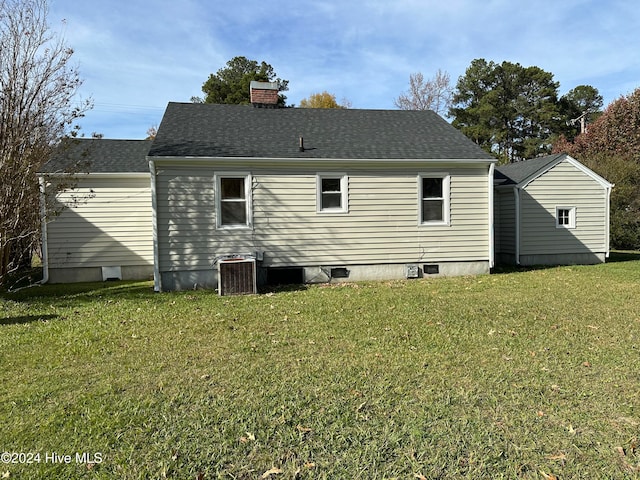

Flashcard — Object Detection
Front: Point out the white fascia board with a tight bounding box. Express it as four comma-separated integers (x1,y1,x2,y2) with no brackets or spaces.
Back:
149,156,497,166
518,156,566,189
563,155,614,189
519,154,614,190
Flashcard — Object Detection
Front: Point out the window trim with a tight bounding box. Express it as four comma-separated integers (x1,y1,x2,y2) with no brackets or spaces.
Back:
556,206,576,229
214,172,253,230
418,173,451,226
316,173,349,214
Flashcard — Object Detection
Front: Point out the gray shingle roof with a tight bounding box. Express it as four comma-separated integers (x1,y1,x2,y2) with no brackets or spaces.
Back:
148,102,495,161
494,154,565,185
39,139,152,174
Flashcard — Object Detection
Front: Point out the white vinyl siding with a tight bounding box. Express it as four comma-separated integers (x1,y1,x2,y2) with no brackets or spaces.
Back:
495,189,516,255
519,161,607,255
46,177,153,268
155,164,490,272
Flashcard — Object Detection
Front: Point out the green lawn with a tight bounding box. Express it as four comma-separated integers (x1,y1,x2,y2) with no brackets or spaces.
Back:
1,257,640,479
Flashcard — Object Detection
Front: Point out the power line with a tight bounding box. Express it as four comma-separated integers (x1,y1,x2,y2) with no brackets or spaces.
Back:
90,103,166,114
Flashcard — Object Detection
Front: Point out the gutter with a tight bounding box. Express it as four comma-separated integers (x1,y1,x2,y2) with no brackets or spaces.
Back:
38,176,49,284
149,159,161,292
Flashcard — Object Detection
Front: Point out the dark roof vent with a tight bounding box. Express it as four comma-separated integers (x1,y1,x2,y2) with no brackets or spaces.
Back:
250,81,279,108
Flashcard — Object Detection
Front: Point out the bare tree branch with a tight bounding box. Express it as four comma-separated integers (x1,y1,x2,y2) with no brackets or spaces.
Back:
394,70,453,116
0,0,91,285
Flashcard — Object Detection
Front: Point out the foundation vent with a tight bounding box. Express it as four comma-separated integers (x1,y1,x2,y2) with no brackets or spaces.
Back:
101,266,122,281
218,258,257,296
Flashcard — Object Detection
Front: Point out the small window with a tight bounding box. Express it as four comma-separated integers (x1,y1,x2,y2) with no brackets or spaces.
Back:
317,174,348,213
216,174,252,228
419,174,450,225
556,206,576,229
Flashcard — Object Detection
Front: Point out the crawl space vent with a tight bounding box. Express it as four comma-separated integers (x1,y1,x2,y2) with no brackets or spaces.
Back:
101,266,122,281
218,258,257,296
330,267,350,279
424,264,440,275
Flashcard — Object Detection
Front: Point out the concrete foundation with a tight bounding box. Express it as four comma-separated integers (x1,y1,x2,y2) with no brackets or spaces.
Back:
160,269,217,291
518,252,606,266
158,260,491,292
48,265,154,284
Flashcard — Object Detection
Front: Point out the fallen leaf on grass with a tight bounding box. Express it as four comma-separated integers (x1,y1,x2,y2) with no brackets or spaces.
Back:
296,425,312,433
539,471,558,480
261,467,282,478
239,432,256,443
582,361,591,367
547,453,567,462
1,472,9,479
414,474,428,480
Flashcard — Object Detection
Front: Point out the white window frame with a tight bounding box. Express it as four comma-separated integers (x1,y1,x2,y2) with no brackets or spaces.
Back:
556,206,576,229
316,173,348,214
215,172,253,230
418,173,451,226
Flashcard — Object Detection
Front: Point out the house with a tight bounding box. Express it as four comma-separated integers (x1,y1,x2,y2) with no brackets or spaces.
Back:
38,85,614,292
494,153,613,266
38,139,154,283
147,83,497,292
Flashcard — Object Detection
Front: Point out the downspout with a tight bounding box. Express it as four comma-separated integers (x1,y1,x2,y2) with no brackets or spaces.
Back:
149,159,161,292
488,163,495,269
38,176,49,284
514,187,521,266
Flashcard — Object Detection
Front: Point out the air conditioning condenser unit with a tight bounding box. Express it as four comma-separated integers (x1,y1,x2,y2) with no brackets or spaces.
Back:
218,258,257,296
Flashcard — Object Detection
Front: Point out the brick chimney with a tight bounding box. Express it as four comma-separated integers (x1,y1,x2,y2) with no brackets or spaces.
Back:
250,81,279,107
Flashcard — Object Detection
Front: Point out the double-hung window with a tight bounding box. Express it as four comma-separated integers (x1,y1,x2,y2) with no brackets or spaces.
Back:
215,174,252,229
556,206,576,229
317,174,348,213
419,174,450,225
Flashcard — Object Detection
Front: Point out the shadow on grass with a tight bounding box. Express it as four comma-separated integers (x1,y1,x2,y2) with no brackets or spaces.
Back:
608,251,640,263
0,314,59,326
1,280,155,304
259,283,310,294
492,250,640,275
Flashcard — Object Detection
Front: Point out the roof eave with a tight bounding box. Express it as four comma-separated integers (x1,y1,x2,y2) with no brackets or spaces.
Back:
147,155,496,165
517,154,613,189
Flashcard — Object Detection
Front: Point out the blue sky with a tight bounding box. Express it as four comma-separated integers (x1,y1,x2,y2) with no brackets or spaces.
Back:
49,0,640,139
